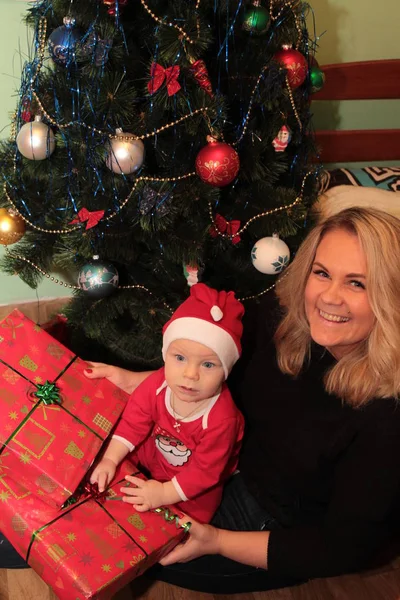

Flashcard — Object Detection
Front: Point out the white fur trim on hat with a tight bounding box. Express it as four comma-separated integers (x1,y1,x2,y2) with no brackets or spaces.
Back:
162,317,239,379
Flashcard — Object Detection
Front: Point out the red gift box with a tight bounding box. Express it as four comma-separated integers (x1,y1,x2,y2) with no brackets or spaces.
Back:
0,309,128,507
0,460,188,600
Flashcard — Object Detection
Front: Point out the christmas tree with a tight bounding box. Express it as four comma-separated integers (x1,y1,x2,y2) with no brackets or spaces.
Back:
0,0,321,370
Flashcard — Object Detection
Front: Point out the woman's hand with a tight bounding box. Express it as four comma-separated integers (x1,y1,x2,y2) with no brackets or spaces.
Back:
159,517,220,565
84,362,152,395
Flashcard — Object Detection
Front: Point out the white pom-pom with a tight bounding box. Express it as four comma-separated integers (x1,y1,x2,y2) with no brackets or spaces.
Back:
210,306,223,322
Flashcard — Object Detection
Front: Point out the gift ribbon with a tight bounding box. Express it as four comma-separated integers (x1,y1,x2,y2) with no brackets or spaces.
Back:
69,208,105,230
1,317,23,339
34,381,62,405
0,355,104,459
25,472,191,565
147,62,181,96
210,213,241,244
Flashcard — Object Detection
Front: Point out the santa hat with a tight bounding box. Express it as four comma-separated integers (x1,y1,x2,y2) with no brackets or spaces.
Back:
162,283,244,379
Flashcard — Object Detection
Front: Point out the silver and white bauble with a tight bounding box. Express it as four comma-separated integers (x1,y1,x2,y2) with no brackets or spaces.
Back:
251,234,290,274
16,116,56,161
105,129,145,175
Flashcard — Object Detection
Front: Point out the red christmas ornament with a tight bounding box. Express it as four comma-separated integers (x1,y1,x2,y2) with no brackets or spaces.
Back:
274,46,308,90
103,0,128,16
189,59,213,97
195,137,240,187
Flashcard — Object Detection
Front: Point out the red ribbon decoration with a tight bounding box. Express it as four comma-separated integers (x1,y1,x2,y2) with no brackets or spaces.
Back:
147,63,181,96
210,213,241,245
69,208,105,230
189,60,213,97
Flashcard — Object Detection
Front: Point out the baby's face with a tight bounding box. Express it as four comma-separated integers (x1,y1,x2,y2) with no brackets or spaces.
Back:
164,339,224,403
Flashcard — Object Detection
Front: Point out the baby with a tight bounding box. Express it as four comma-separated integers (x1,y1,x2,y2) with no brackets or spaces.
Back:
90,283,245,523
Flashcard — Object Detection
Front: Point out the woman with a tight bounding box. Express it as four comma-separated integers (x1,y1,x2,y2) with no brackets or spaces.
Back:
2,207,400,594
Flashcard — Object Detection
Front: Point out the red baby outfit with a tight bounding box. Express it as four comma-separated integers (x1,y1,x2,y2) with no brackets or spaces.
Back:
113,367,244,522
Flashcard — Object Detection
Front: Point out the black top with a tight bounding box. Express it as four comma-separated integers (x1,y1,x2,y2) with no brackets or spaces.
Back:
229,294,400,579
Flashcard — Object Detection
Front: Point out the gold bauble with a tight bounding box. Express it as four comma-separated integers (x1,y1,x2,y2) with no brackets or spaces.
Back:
0,208,26,245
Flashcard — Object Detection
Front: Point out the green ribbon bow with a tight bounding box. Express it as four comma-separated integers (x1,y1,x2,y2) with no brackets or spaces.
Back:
34,381,62,405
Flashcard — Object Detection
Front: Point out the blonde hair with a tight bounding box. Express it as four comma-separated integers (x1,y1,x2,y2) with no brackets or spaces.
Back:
274,207,400,406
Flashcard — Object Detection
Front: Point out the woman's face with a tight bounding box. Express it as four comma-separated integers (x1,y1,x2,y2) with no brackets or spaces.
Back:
304,228,375,359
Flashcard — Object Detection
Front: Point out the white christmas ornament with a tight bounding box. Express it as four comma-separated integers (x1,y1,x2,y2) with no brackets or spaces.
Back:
105,128,145,175
16,115,56,161
251,234,290,274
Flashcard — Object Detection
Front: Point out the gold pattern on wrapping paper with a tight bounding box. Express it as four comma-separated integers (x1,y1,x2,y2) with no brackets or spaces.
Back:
106,522,123,539
19,355,39,372
0,490,11,502
8,411,18,420
35,402,61,421
93,413,113,434
65,532,77,542
96,572,126,593
2,369,21,385
139,535,148,543
29,345,40,355
12,513,28,535
1,477,30,499
47,543,67,564
34,376,43,384
13,419,55,459
36,473,58,493
102,564,112,572
64,440,84,460
0,452,11,474
82,395,92,405
61,372,82,391
130,554,145,565
77,430,86,438
19,452,32,465
37,530,77,573
128,514,146,530
0,388,19,405
46,343,65,360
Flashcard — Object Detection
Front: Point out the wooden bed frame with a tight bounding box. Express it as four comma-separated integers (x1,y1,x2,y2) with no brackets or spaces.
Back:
313,59,400,163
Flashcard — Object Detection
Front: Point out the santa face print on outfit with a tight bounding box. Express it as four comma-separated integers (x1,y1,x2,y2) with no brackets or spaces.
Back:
155,432,192,467
164,339,224,408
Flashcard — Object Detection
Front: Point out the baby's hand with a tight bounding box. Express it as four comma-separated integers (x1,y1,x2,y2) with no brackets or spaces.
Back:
119,475,166,512
90,458,117,492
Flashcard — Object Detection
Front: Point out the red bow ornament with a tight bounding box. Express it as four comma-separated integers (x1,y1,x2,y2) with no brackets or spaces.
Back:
147,62,181,96
210,213,241,245
69,208,105,230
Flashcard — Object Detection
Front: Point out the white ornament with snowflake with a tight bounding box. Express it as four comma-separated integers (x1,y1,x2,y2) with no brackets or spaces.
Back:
251,234,290,274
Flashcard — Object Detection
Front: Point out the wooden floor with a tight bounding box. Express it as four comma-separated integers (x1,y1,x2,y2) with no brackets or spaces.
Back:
2,558,400,600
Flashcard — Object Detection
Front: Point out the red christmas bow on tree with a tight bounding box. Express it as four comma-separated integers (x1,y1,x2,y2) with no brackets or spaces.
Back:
210,213,241,245
69,208,105,230
147,63,181,96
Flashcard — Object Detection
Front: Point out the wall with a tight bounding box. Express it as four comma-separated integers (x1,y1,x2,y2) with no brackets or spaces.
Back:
0,1,72,305
0,0,399,304
309,0,400,133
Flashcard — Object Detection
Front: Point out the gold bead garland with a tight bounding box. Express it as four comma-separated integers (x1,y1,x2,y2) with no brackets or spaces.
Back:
31,88,209,140
4,247,174,312
285,76,302,131
208,170,314,241
4,170,196,234
238,268,290,302
270,0,303,49
4,247,79,289
140,0,195,45
233,66,269,147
